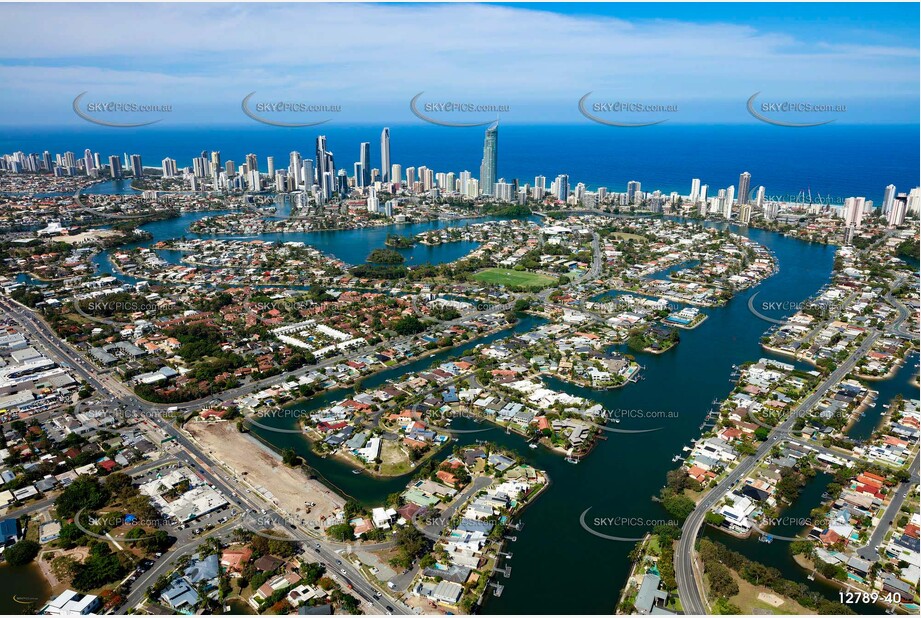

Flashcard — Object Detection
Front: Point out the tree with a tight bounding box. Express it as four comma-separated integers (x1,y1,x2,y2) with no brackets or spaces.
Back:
72,543,127,591
661,492,696,521
55,476,109,519
4,539,40,565
326,523,355,542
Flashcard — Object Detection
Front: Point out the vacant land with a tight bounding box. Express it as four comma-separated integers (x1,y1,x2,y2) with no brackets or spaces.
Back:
186,421,344,523
727,570,815,615
473,268,556,288
608,232,645,242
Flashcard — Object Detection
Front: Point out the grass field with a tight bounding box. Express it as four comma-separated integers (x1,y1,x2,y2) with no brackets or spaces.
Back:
473,268,556,288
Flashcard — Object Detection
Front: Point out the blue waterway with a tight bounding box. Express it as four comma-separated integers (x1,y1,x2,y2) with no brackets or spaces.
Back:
1,124,918,202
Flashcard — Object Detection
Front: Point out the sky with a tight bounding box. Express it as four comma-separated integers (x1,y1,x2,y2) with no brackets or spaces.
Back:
0,2,918,126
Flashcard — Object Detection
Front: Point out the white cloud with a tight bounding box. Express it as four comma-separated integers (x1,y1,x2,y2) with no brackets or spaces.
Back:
0,2,916,123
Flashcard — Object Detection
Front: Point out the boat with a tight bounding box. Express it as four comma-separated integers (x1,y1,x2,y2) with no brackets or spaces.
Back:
759,534,774,544
352,469,361,475
612,418,620,424
529,443,538,449
564,457,579,464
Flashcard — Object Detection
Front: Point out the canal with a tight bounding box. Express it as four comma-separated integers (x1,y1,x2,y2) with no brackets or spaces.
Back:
62,189,913,614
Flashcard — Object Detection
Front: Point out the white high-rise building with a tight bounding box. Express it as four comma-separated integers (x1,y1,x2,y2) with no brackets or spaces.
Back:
161,157,177,178
367,187,380,213
690,178,701,203
381,128,391,183
887,195,907,227
724,185,735,218
289,151,302,185
83,149,95,175
882,184,896,215
843,197,865,227
907,187,921,215
739,204,752,225
737,172,751,205
390,164,402,188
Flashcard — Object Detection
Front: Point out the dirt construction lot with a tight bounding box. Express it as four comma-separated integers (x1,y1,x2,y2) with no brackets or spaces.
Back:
186,421,344,525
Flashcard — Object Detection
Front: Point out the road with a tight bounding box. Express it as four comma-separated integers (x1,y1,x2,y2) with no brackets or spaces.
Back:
1,221,605,613
675,329,881,615
0,295,413,615
676,265,916,614
855,451,920,561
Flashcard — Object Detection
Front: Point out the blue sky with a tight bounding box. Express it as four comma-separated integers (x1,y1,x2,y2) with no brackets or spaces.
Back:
0,2,917,126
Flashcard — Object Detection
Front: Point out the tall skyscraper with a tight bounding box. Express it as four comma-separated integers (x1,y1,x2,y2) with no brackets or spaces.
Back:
266,156,275,178
289,151,302,185
245,153,258,175
908,187,921,215
738,172,751,205
108,155,122,179
83,149,95,175
882,184,896,215
391,164,402,188
887,195,907,227
690,178,701,203
161,157,177,178
359,142,371,188
725,185,735,217
627,180,641,204
316,137,334,200
755,186,766,209
843,197,865,228
380,128,391,183
479,122,498,196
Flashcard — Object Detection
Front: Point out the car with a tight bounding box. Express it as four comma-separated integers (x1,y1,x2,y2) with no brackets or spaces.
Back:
336,559,342,565
374,592,382,599
314,547,321,553
340,568,347,575
386,606,394,614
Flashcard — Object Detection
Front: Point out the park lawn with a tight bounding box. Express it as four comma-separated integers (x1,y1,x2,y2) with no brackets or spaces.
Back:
473,268,556,288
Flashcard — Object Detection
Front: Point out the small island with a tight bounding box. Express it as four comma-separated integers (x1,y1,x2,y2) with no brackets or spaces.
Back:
385,233,416,248
366,247,406,264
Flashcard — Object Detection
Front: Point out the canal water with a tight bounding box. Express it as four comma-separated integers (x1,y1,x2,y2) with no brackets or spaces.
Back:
848,349,920,442
84,179,539,268
0,562,52,614
246,219,850,614
57,188,912,613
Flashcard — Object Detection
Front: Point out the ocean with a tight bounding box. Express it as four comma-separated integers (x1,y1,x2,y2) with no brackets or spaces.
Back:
0,123,918,203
